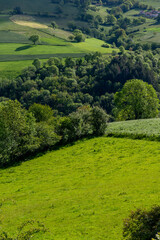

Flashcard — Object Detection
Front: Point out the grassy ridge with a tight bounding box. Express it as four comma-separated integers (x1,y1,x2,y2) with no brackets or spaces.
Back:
1,137,160,239
106,118,160,140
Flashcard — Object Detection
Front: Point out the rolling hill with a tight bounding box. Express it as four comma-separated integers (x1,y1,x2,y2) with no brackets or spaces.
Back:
1,136,160,239
1,0,160,239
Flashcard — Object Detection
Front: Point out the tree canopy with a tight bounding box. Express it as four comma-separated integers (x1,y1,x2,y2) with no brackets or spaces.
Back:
29,35,39,45
114,79,159,120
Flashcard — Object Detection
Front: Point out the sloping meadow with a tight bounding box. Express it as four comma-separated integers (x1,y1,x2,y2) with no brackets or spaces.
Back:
0,137,160,239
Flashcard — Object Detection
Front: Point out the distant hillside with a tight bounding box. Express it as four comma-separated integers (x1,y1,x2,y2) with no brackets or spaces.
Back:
0,0,159,13
0,0,59,13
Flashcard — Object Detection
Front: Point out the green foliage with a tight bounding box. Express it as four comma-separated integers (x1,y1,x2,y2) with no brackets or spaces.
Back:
0,100,107,166
114,79,159,120
91,106,108,136
123,206,160,240
57,105,108,142
73,29,85,43
32,58,41,70
0,100,37,166
36,122,60,150
153,233,160,240
105,14,117,25
51,21,58,29
29,35,40,45
29,103,54,122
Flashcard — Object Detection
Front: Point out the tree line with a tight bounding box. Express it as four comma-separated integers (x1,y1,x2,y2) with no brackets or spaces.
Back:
0,51,159,116
0,100,108,167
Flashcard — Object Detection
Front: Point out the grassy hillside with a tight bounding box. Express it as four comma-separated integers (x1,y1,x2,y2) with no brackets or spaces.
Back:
0,13,117,77
0,0,76,15
138,0,160,9
106,118,160,140
1,137,160,239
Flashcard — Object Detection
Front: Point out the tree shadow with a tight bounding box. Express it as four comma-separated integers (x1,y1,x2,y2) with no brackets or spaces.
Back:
15,45,33,52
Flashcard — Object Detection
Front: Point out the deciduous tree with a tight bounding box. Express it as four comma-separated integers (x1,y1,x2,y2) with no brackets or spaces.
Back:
114,79,159,120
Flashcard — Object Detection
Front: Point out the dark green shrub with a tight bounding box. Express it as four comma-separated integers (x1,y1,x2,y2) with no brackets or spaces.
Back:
57,106,108,142
36,122,60,150
123,206,160,240
91,106,108,136
0,100,38,166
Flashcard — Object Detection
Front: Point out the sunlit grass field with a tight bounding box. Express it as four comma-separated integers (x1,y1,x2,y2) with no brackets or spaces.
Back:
1,137,160,239
0,38,115,56
138,0,160,9
0,43,84,55
0,37,116,77
72,38,115,54
0,59,47,78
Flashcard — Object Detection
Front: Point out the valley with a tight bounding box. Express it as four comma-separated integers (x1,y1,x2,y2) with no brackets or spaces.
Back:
1,0,160,239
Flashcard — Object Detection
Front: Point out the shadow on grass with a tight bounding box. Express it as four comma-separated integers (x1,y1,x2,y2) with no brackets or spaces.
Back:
15,45,34,52
0,135,96,170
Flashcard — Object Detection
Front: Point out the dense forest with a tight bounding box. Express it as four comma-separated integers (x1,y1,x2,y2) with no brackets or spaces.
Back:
1,50,160,116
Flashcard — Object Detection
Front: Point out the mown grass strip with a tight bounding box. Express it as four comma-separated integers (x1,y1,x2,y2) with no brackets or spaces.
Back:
0,53,86,62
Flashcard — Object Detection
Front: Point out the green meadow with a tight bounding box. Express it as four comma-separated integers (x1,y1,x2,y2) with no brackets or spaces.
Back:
138,0,160,9
0,59,47,78
0,43,84,55
0,14,117,77
147,27,160,32
72,38,114,53
0,39,115,56
106,118,160,139
1,137,160,239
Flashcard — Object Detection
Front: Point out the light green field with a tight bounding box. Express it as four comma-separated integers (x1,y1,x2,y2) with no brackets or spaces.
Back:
1,137,160,239
0,38,115,56
138,0,160,9
106,118,160,139
147,27,160,32
0,43,84,55
0,36,117,78
0,59,47,78
72,38,115,54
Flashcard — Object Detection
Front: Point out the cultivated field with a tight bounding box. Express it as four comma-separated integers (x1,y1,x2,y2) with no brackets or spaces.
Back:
1,137,160,239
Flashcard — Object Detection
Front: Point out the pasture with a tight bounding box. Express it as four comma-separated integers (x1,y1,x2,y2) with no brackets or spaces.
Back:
138,0,160,9
1,137,160,239
0,59,47,78
106,118,160,140
0,13,117,77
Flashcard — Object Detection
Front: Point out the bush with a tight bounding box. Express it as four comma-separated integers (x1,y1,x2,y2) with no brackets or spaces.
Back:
91,106,108,136
123,206,160,240
57,106,108,142
0,100,38,166
102,43,110,48
36,122,60,150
